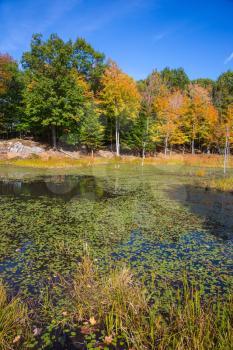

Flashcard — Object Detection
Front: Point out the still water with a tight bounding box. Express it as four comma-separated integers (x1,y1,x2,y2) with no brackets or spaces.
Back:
0,164,232,297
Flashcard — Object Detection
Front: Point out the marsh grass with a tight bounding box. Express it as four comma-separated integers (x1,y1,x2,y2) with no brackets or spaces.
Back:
0,282,30,350
0,157,106,168
207,176,233,192
0,153,232,169
69,256,233,350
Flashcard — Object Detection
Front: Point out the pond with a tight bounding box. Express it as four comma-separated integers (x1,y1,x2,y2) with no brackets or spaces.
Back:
0,164,232,301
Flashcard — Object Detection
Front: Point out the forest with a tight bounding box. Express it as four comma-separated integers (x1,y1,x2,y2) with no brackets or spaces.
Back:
0,33,233,157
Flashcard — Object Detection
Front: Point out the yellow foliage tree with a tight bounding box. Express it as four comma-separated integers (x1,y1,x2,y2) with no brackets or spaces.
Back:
99,60,140,156
184,84,218,154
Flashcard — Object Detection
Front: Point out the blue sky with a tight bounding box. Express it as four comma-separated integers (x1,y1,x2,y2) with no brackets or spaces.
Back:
0,0,233,80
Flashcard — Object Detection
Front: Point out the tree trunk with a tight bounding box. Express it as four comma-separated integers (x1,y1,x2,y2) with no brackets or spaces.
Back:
224,126,229,175
164,136,168,156
142,117,149,159
115,118,120,156
110,119,113,152
191,139,195,155
91,149,94,158
51,125,57,150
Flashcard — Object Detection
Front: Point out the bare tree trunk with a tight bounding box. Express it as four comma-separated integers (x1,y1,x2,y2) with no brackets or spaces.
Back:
224,126,229,176
51,125,57,150
142,117,149,159
164,136,168,156
91,149,94,158
115,118,120,156
191,139,195,155
110,118,113,152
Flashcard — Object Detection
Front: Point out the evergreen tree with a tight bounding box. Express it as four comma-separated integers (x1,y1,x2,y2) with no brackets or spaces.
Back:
80,104,104,157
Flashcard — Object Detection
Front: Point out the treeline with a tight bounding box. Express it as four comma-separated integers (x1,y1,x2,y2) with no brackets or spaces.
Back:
0,33,233,156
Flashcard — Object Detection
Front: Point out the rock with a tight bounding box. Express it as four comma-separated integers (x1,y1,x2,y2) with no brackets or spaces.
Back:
9,142,44,155
97,150,114,158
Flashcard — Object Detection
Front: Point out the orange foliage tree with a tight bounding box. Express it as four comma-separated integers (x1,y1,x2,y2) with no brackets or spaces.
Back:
153,90,188,155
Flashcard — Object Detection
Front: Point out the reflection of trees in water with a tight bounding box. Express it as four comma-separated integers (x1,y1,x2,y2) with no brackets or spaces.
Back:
0,176,106,201
169,185,233,239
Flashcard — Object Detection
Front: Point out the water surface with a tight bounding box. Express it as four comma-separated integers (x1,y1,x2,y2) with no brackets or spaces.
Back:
0,164,232,298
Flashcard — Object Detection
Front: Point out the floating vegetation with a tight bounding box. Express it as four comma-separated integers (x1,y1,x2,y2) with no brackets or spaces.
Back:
0,164,232,348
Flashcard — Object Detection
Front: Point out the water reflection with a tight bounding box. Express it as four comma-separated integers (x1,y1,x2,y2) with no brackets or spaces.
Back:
168,185,233,240
0,175,107,201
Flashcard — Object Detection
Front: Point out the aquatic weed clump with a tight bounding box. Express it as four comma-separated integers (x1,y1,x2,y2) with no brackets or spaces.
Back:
65,256,233,350
0,282,30,350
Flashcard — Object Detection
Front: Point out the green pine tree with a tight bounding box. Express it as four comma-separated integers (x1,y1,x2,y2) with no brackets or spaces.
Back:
80,104,104,157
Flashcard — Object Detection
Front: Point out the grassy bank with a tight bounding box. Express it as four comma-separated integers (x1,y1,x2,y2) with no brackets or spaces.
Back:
1,257,233,349
0,153,232,169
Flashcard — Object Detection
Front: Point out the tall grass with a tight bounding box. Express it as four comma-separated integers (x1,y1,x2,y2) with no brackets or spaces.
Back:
0,282,29,350
69,256,233,350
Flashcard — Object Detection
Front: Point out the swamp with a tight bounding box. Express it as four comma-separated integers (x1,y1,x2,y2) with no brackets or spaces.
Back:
0,163,232,349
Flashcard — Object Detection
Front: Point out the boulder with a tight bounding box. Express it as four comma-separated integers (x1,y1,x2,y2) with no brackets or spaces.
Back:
9,142,44,155
97,150,114,158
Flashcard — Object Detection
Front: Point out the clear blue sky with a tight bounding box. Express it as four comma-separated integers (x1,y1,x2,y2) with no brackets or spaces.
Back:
0,0,233,80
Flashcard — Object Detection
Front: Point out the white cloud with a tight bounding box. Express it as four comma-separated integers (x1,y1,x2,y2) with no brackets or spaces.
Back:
224,52,233,64
153,32,166,42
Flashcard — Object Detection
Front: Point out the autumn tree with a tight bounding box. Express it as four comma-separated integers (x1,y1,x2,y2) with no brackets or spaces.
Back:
184,84,218,154
153,90,188,155
138,71,166,157
99,61,140,156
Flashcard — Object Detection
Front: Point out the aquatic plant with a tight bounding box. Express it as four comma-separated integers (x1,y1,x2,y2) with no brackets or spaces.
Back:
67,256,233,350
0,282,30,350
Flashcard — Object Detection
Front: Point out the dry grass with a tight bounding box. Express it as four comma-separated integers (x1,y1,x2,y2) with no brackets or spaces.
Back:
207,177,233,192
0,156,110,168
144,153,233,168
0,153,232,169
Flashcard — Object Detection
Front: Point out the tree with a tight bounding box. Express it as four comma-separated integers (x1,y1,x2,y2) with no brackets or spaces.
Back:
214,71,233,121
160,67,189,91
80,103,104,157
99,61,140,156
184,84,218,154
0,54,23,135
138,71,166,157
153,90,188,155
192,78,215,92
213,71,233,164
22,34,95,148
72,38,105,92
